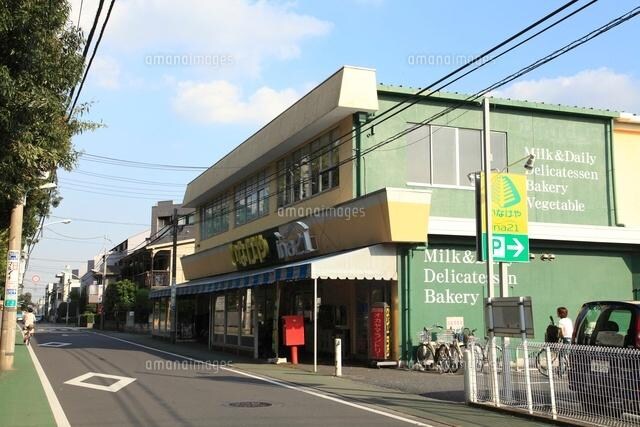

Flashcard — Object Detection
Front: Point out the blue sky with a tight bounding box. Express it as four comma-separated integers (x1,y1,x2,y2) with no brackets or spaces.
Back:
24,0,640,299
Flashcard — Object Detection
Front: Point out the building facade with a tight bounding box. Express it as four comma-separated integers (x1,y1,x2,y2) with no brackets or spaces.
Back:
150,66,640,363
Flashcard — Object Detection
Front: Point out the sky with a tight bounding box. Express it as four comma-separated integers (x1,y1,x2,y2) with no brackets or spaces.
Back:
24,0,640,301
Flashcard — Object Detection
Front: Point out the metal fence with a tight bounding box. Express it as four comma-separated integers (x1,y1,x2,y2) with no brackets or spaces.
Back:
465,341,640,426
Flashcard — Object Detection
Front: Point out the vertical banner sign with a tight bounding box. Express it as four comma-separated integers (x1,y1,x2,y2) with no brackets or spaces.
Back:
369,303,390,360
480,172,530,263
4,250,20,308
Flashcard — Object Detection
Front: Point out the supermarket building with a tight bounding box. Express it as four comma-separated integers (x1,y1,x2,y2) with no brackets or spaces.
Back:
150,66,640,364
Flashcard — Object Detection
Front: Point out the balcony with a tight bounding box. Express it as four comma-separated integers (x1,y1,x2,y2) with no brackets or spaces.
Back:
137,270,170,288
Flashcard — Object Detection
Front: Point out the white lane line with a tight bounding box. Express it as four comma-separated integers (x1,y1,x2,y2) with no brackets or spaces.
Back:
93,332,433,427
24,331,71,427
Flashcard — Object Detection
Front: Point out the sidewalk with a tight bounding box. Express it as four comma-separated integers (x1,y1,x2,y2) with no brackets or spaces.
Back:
0,330,56,427
96,330,547,427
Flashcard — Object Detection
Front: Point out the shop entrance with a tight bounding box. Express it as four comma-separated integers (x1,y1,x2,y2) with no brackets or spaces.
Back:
278,279,393,362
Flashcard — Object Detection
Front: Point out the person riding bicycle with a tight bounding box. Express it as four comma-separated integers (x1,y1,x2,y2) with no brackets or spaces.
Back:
23,307,36,343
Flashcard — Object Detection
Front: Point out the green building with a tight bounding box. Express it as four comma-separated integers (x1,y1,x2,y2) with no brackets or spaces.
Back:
150,66,640,364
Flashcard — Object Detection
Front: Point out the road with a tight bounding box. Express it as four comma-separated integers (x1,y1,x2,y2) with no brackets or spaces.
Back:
31,326,430,427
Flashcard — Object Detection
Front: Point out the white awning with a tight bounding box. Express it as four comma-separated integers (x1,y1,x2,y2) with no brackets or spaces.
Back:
274,244,398,281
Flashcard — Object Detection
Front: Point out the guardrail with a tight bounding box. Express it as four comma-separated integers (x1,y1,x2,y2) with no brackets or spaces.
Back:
465,341,640,426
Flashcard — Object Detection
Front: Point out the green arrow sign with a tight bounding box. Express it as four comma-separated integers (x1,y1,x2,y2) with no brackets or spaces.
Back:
482,233,529,263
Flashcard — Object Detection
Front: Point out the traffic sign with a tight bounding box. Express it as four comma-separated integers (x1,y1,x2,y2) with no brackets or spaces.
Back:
32,275,40,283
480,172,530,263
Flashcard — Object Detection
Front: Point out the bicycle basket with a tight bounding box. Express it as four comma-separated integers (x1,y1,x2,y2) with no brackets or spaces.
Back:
436,331,455,342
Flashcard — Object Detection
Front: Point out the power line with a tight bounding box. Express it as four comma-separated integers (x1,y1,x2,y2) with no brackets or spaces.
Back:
45,229,105,240
140,1,595,221
69,0,116,115
40,236,104,245
77,0,84,28
31,257,89,263
59,186,182,201
179,3,637,227
73,169,188,186
67,0,105,111
79,153,209,171
59,179,184,197
49,215,149,227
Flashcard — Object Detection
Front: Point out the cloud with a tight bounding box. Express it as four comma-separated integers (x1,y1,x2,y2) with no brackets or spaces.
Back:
90,56,121,89
172,80,300,125
71,0,332,75
492,68,640,114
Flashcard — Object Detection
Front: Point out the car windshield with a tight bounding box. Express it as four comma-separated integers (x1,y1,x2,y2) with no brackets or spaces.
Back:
575,303,635,347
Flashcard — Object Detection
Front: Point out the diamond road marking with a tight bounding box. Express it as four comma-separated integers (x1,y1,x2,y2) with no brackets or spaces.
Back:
64,372,136,393
39,342,71,348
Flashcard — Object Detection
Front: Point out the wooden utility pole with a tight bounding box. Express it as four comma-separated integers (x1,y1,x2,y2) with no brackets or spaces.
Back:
0,201,24,370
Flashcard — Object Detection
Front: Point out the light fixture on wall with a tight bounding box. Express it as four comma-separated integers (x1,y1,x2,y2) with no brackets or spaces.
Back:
540,253,556,261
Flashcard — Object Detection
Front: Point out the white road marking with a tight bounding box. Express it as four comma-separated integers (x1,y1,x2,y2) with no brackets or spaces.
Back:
39,342,72,348
64,372,137,392
93,332,434,427
23,330,71,427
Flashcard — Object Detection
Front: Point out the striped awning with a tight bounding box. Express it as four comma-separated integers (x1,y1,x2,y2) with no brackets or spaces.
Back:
149,244,397,299
149,267,274,299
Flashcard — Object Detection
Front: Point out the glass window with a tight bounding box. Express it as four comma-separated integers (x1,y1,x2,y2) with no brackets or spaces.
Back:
200,195,229,239
406,124,507,187
277,128,340,207
235,171,268,226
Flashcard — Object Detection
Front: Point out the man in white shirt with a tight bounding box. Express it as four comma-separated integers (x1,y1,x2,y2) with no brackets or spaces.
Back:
557,306,573,344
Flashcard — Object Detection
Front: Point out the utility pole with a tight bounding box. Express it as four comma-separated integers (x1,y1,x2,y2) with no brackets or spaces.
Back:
100,249,108,330
0,201,24,371
170,208,178,343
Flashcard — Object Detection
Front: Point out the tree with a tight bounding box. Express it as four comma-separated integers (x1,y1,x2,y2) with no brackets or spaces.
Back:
134,288,152,323
103,280,137,321
18,291,31,310
0,1,97,292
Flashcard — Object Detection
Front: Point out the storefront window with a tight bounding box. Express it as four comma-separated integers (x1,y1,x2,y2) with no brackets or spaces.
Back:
226,292,239,344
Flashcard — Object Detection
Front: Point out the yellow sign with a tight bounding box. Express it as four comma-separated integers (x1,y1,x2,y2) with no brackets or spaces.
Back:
481,172,528,234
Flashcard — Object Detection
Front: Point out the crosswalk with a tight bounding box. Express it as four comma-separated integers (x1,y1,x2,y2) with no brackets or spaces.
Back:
36,326,88,333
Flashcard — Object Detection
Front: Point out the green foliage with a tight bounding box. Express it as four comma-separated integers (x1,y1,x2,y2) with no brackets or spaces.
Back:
0,1,99,289
69,288,79,302
18,291,31,309
134,288,151,323
103,280,137,320
56,300,77,322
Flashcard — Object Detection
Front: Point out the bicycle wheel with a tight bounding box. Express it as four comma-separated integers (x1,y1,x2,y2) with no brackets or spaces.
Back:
449,345,461,373
436,344,451,373
471,344,484,372
416,344,434,369
484,343,503,372
536,347,558,377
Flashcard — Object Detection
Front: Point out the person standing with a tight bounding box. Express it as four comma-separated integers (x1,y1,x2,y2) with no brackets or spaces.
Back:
557,306,573,344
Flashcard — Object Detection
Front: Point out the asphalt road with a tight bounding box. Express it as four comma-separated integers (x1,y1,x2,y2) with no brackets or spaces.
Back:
31,326,428,427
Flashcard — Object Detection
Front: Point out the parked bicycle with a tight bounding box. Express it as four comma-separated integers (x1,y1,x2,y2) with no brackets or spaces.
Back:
415,325,451,373
536,316,569,377
469,331,504,374
449,328,484,373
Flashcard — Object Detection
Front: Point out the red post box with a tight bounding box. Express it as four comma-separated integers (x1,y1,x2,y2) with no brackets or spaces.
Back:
282,315,305,364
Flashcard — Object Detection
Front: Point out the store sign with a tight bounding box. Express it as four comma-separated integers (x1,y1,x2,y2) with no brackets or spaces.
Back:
423,248,519,307
369,303,391,360
275,221,316,261
230,232,275,268
480,172,530,263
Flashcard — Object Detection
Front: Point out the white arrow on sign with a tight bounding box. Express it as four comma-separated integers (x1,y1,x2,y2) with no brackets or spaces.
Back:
507,238,524,257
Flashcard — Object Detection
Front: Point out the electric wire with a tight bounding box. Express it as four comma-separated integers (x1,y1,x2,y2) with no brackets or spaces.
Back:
68,0,116,115
169,3,638,228
73,170,188,186
79,153,210,171
48,215,149,227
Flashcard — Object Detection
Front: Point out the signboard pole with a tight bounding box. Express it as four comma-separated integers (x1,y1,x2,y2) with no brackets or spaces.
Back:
483,98,500,407
499,262,513,400
519,297,534,413
313,278,318,373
